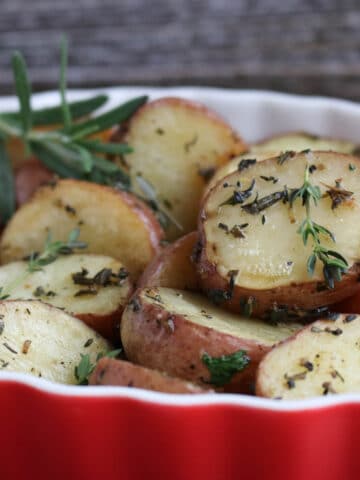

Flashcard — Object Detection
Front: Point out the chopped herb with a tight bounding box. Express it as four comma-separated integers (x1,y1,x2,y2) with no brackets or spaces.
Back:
322,382,336,395
207,288,231,305
184,134,198,153
259,175,278,184
240,296,256,317
202,350,250,387
277,150,296,165
33,286,56,297
72,267,128,288
309,164,317,174
349,163,356,171
84,338,94,348
324,180,353,210
74,288,97,297
74,348,122,385
344,314,357,323
129,297,141,312
3,342,17,354
219,179,255,207
0,317,4,335
261,214,266,225
65,204,77,215
241,187,288,215
237,158,256,172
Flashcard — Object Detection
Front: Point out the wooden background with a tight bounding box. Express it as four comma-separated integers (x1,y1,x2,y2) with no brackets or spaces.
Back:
1,0,360,100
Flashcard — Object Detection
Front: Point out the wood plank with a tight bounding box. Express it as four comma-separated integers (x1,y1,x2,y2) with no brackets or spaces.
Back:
0,0,359,100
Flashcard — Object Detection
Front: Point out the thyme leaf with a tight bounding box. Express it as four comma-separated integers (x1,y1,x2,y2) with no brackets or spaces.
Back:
74,348,122,385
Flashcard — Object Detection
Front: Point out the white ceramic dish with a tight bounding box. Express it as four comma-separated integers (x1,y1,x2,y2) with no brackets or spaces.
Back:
1,86,360,410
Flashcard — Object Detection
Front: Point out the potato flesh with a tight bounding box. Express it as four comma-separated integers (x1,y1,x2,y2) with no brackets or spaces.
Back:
0,300,110,384
142,288,301,345
204,151,360,289
123,99,244,238
257,314,360,399
0,180,161,279
0,254,131,316
252,132,358,155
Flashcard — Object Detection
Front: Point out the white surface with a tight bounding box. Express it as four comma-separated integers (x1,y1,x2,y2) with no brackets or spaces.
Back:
1,87,360,410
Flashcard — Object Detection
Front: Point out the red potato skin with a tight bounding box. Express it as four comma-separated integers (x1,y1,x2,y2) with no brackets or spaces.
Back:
121,291,273,394
15,158,54,206
195,203,360,318
137,232,200,291
89,357,211,394
333,293,360,315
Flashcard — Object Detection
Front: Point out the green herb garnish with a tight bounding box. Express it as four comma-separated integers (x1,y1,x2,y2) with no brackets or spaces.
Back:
0,228,87,300
202,350,250,387
74,348,122,385
290,164,348,289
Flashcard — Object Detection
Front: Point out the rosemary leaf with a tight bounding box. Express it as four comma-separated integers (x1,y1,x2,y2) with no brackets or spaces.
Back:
1,95,108,126
11,51,32,136
68,96,148,138
0,140,16,223
79,139,133,155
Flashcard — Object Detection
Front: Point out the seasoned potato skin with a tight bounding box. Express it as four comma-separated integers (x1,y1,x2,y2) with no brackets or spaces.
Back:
137,232,200,291
89,357,210,394
121,290,273,393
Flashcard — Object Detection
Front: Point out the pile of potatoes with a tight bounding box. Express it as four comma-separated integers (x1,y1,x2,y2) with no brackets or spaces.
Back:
1,97,360,399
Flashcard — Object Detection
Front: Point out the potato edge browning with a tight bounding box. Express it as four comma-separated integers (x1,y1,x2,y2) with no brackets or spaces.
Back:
89,357,211,394
255,313,360,399
197,151,360,317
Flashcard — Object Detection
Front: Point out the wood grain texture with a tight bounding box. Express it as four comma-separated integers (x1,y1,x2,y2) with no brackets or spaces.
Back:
0,0,360,99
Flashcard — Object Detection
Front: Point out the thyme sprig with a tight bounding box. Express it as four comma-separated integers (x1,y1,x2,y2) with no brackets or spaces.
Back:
0,228,87,300
291,164,348,289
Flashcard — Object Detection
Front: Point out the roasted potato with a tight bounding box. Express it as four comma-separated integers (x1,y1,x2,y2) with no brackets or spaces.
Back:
137,231,199,291
0,179,164,280
0,300,110,384
252,131,360,156
256,312,360,399
117,97,246,239
15,157,54,206
121,287,301,393
0,254,132,340
89,357,211,394
197,151,360,317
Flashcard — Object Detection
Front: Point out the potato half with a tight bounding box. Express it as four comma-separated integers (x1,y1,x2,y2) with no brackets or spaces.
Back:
0,254,132,340
0,300,110,384
197,151,360,317
89,357,210,394
137,231,199,291
121,287,301,392
256,313,360,399
118,97,246,239
0,179,164,280
252,131,359,156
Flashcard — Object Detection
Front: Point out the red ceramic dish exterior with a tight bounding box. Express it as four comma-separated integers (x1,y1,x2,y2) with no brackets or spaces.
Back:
0,380,359,480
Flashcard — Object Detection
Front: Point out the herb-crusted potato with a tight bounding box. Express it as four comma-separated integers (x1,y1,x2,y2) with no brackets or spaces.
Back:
89,357,211,394
0,179,164,280
121,287,301,392
251,131,360,156
137,232,199,291
256,313,360,399
118,97,246,239
0,300,110,384
197,151,360,317
0,254,133,340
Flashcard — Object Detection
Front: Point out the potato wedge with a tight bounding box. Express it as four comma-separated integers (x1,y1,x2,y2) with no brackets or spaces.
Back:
256,313,360,399
0,179,164,280
137,232,199,291
0,300,110,384
117,97,246,239
0,254,132,340
252,131,359,156
89,357,211,394
197,151,360,317
121,287,301,393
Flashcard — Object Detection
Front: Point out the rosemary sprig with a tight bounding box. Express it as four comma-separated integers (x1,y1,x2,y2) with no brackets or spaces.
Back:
0,140,15,223
0,228,87,300
290,164,348,289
